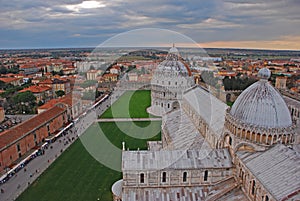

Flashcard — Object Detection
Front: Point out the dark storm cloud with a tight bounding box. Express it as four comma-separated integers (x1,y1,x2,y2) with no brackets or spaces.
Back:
0,0,299,48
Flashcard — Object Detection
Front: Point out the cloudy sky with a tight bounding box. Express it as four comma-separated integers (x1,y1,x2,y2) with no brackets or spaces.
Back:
0,0,299,50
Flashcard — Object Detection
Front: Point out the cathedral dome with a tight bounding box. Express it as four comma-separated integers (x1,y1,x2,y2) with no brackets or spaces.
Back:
230,68,292,128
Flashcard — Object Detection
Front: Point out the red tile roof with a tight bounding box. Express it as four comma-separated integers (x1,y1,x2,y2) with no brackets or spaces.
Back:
38,93,78,109
19,85,51,93
0,106,66,151
0,77,21,83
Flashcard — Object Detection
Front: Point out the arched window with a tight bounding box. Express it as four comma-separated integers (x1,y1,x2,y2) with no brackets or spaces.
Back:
162,172,166,182
229,136,232,145
265,195,269,201
183,172,187,182
140,173,144,183
204,170,208,181
251,180,256,195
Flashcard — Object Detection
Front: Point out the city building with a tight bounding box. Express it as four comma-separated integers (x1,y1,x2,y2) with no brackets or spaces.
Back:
110,65,121,75
19,85,53,103
0,105,68,173
0,107,4,123
37,93,82,120
0,77,23,86
112,50,300,200
102,73,118,82
275,76,287,90
19,64,39,75
86,69,103,80
38,78,71,95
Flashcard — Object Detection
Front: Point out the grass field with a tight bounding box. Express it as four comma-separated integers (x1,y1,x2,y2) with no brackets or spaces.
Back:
17,91,161,201
100,90,154,118
17,121,161,201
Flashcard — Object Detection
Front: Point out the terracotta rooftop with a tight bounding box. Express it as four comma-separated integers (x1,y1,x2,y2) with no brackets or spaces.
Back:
38,93,78,109
0,106,66,151
19,85,51,93
0,77,21,83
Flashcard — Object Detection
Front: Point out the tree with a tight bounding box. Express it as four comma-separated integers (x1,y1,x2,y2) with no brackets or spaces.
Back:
80,80,97,88
0,67,7,74
13,91,36,104
12,91,36,114
82,90,95,100
55,90,65,97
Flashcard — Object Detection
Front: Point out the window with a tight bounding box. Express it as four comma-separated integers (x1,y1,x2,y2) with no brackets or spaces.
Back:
204,170,208,181
183,172,187,182
168,103,170,109
229,137,232,145
162,172,166,183
265,195,269,201
17,144,21,152
251,180,256,195
140,173,144,183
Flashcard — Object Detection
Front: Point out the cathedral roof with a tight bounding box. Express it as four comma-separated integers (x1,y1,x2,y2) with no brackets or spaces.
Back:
230,68,292,128
183,86,229,138
122,149,232,171
237,144,300,200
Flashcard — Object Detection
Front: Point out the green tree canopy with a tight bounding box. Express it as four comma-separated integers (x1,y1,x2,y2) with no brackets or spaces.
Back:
80,80,97,88
13,91,36,104
55,90,65,97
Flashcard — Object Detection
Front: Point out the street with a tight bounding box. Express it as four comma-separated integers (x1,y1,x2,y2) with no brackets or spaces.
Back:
0,90,124,201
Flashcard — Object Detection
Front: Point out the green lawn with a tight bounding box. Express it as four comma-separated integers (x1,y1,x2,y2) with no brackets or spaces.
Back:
17,121,161,201
100,90,155,118
18,89,161,201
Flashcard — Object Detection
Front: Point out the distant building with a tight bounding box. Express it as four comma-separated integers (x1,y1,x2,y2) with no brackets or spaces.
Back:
19,64,39,75
86,70,103,80
0,107,4,123
127,72,138,82
38,78,71,95
102,73,118,82
110,66,121,75
0,77,23,86
38,93,82,120
19,85,53,103
275,76,287,90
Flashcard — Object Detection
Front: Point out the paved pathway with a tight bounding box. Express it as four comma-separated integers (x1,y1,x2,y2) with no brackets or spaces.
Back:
0,89,140,201
0,92,118,201
0,128,80,201
96,118,161,122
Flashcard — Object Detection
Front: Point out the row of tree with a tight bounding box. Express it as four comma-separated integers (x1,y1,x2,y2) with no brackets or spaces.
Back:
200,71,257,91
